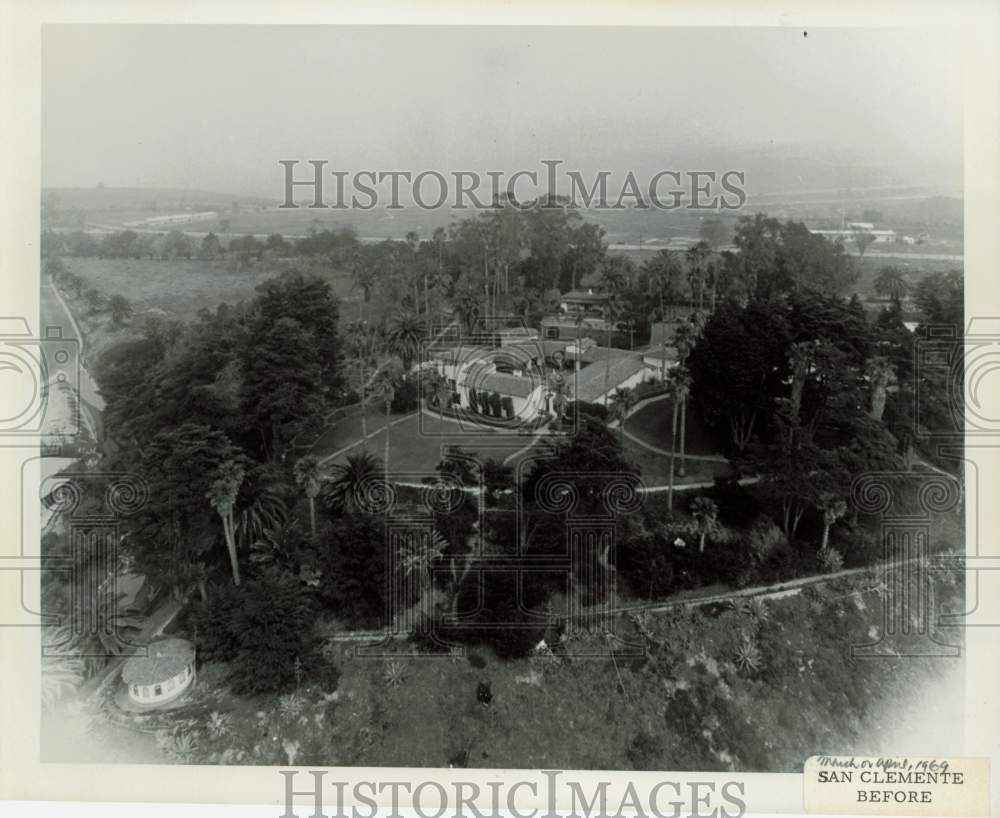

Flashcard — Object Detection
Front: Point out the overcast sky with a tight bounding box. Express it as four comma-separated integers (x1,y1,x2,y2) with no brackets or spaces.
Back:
41,25,963,197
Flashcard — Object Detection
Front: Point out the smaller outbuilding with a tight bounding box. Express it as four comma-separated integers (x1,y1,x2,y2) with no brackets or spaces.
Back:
122,637,196,707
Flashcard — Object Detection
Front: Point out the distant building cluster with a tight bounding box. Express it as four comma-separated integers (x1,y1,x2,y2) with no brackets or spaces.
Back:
425,323,674,425
124,211,219,227
810,224,898,244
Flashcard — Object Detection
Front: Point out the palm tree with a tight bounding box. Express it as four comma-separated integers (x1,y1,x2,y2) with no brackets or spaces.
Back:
609,386,637,447
646,254,683,381
706,258,720,313
321,450,384,513
427,368,452,412
866,356,896,421
690,496,719,553
373,367,400,483
601,290,622,404
572,306,586,372
235,484,287,552
452,288,480,340
207,458,246,585
785,340,818,433
666,369,682,513
349,321,380,444
386,312,425,371
674,370,691,478
400,530,448,614
874,266,908,301
685,241,711,312
670,324,695,478
351,253,377,322
817,492,848,551
546,370,572,425
293,455,322,538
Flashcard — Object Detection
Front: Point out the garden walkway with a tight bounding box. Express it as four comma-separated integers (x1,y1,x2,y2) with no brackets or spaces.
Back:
323,556,910,644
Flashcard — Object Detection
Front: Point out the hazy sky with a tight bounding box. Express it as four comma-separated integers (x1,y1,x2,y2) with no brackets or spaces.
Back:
42,25,964,197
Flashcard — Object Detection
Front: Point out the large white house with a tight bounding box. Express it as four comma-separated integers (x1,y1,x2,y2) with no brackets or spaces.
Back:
426,342,660,418
425,345,548,422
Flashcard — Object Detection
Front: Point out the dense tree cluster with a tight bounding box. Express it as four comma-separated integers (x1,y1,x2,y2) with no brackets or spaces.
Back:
45,205,964,694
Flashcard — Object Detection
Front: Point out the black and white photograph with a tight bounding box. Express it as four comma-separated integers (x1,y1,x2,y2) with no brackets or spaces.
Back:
3,6,999,815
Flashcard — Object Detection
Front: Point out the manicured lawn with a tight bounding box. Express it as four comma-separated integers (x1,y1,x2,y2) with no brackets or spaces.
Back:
322,411,541,477
308,404,409,460
624,397,725,456
623,437,731,487
313,405,729,489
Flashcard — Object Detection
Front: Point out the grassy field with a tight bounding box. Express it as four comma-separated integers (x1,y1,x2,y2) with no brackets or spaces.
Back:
61,257,355,322
625,397,724,456
624,438,731,487
311,402,730,489
317,410,541,476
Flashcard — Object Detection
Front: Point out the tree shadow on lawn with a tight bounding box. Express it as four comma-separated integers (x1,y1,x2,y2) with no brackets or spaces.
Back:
624,398,724,456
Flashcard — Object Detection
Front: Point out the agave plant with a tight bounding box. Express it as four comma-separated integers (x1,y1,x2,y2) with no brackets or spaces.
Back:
733,633,762,674
382,661,408,689
818,546,845,574
40,651,85,712
747,597,769,624
278,692,305,719
206,711,232,739
158,729,197,762
726,597,751,617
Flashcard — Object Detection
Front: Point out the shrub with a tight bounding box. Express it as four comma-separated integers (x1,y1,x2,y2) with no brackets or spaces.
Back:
315,513,410,627
618,528,676,599
833,521,880,567
747,516,785,564
193,583,244,663
196,568,324,696
442,569,548,659
625,729,664,769
707,477,761,527
391,377,419,413
817,546,844,574
565,400,608,422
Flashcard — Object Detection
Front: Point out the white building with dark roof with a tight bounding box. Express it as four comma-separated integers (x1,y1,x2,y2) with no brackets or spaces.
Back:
122,638,196,707
571,353,655,405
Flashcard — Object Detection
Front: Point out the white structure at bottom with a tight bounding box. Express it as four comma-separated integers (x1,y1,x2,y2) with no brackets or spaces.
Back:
122,637,196,706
